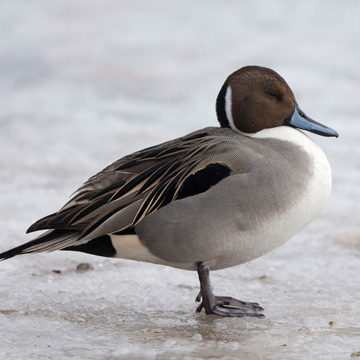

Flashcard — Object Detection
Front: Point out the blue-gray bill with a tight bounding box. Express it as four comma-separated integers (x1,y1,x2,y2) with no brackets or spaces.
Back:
285,104,339,138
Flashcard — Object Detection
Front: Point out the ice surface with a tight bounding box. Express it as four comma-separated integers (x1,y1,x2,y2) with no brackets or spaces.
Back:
0,0,359,359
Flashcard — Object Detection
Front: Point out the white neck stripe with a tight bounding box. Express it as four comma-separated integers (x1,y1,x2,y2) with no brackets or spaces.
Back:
225,86,241,134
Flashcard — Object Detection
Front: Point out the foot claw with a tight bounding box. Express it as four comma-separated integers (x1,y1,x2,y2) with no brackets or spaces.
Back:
206,304,265,318
196,302,204,313
195,295,264,317
216,296,264,312
196,262,265,318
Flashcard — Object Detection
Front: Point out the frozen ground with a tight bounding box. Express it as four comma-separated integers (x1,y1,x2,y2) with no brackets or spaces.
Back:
0,0,359,359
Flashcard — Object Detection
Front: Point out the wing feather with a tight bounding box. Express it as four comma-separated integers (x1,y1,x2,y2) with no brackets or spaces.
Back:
27,128,234,243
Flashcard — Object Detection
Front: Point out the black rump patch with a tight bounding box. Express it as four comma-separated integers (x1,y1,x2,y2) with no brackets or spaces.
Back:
113,227,136,236
177,163,231,199
62,235,116,258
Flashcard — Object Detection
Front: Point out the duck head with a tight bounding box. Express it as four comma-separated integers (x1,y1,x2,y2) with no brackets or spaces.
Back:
216,66,338,137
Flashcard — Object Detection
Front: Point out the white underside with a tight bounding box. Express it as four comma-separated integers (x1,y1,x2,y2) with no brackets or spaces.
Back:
110,234,182,267
110,234,158,262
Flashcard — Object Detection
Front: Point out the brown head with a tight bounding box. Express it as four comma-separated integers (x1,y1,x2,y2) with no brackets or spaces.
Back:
216,66,338,137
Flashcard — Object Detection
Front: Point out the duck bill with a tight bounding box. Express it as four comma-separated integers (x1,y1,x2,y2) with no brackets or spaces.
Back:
285,104,339,137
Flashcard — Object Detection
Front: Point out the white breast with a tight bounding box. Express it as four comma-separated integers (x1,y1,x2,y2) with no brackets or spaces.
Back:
213,126,332,269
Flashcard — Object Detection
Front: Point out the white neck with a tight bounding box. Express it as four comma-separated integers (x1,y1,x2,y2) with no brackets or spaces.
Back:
224,86,243,135
241,125,317,149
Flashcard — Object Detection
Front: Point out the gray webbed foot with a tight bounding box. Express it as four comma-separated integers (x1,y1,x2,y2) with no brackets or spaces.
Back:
196,263,264,318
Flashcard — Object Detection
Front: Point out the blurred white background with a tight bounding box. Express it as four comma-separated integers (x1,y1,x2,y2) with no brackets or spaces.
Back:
0,1,359,359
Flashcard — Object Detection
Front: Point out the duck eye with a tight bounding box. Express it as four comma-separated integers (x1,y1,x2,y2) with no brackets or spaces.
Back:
268,91,277,97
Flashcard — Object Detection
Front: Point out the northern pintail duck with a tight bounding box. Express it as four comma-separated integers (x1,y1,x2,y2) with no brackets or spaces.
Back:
1,66,338,317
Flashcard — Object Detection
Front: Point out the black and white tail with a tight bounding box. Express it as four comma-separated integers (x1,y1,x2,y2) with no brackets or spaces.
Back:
0,230,81,260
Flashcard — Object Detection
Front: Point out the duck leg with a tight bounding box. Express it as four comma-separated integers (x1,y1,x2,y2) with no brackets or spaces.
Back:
195,262,264,317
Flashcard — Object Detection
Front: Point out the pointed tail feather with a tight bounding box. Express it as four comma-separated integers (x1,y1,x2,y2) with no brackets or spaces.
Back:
0,230,81,260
